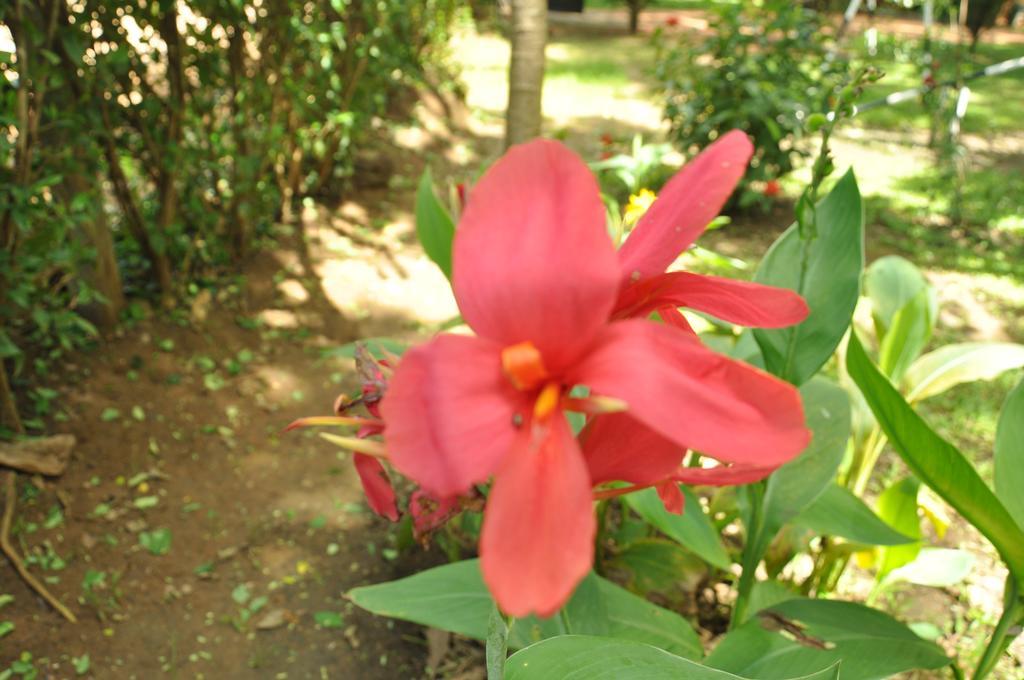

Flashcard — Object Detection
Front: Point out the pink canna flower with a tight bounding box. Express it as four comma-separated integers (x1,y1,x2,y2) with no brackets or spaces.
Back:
381,139,810,618
585,130,811,496
288,346,400,522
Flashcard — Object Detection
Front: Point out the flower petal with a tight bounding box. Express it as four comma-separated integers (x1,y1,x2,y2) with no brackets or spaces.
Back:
656,481,685,515
580,413,686,486
453,139,620,372
618,130,753,282
570,319,810,467
614,272,809,328
480,415,595,618
409,489,461,541
671,463,777,486
353,453,399,521
381,334,530,497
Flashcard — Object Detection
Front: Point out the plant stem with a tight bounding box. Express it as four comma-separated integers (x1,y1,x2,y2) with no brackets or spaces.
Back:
486,600,512,680
972,577,1024,680
559,605,573,634
732,482,765,629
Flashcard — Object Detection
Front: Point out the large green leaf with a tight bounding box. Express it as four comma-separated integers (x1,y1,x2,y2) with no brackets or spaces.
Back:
797,484,914,546
745,378,851,564
877,288,934,384
705,598,949,679
876,476,923,579
903,342,1024,403
862,254,935,340
606,538,706,604
995,378,1024,531
846,332,1024,583
348,559,702,659
415,168,456,279
884,548,975,588
506,636,841,680
624,487,730,569
753,170,864,386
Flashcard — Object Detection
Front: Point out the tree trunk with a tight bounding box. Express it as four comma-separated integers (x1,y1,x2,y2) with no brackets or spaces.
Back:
505,0,547,148
64,168,124,331
627,0,642,34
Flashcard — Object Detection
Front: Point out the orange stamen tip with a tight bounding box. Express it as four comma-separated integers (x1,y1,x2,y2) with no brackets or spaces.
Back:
501,341,549,391
319,432,389,459
533,382,561,420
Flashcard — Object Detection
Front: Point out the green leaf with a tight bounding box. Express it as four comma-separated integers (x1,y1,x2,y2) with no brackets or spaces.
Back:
348,559,702,659
995,378,1024,531
753,170,864,385
846,332,1024,583
745,580,800,621
797,484,915,546
139,528,172,556
623,487,730,569
863,255,935,339
877,287,934,384
876,477,923,578
705,598,949,679
884,548,975,588
232,584,251,605
415,168,456,280
745,378,851,564
606,538,707,604
904,342,1024,403
313,611,344,628
506,636,842,680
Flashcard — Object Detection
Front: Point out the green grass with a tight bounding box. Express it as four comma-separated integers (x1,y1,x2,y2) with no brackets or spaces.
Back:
851,37,1024,135
545,35,657,90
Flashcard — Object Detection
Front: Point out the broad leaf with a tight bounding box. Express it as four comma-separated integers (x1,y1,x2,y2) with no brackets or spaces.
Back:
797,484,914,546
995,378,1024,531
348,559,702,659
742,580,800,624
876,477,922,579
705,598,949,679
884,548,975,588
624,487,730,569
745,378,851,565
754,170,864,386
846,332,1024,583
415,168,456,279
903,342,1024,403
606,539,706,605
877,287,934,384
506,636,841,680
863,254,935,339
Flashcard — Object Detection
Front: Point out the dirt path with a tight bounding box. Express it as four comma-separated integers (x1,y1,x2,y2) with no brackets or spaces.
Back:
0,89,490,678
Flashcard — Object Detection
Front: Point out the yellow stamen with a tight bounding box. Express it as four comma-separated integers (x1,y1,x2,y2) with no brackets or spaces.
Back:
284,415,383,432
563,395,629,415
501,340,549,391
319,432,389,459
533,382,561,420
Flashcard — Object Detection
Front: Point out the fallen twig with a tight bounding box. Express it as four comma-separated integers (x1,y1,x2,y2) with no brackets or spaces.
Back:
1,470,78,623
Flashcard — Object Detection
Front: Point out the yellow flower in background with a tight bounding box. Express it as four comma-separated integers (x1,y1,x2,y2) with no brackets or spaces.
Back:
624,188,657,224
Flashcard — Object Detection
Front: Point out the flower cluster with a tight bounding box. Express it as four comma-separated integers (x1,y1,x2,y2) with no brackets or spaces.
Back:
292,131,812,618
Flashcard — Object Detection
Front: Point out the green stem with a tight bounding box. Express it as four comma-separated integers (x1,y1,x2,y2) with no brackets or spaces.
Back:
732,483,765,629
486,600,512,680
559,606,573,634
973,577,1024,680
